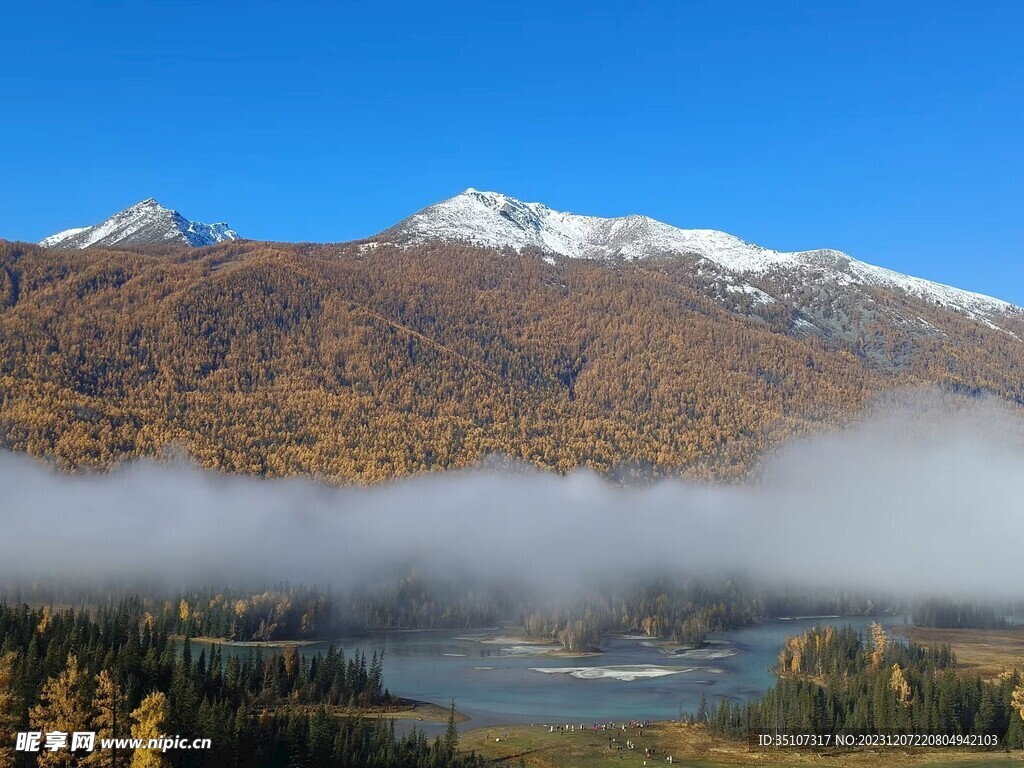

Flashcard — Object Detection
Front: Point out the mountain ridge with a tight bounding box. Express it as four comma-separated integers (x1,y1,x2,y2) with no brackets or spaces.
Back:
381,189,1016,328
36,189,1016,331
40,198,238,250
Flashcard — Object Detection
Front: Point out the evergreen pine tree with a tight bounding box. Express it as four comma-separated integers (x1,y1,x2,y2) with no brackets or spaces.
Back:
307,706,333,768
443,700,459,756
697,692,710,724
975,685,996,737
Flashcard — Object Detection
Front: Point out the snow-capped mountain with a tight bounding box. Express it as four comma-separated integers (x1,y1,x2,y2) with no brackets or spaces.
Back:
382,189,1015,326
40,198,238,249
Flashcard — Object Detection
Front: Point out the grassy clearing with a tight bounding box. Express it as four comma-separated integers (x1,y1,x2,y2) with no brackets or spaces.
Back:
892,627,1024,679
460,722,1022,768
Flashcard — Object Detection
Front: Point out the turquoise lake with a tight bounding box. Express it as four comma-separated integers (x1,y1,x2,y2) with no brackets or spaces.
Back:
194,616,893,733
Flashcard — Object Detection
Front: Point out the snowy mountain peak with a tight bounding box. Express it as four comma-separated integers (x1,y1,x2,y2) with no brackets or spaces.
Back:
386,188,775,263
382,189,1015,321
40,199,239,250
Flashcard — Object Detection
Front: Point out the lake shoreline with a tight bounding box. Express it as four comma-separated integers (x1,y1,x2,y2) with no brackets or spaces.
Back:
256,697,469,724
173,635,318,648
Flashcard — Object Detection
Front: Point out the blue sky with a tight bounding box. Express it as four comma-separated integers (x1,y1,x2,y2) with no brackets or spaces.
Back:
2,1,1021,301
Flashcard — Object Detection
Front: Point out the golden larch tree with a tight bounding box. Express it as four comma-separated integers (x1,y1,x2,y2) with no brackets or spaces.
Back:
29,654,89,768
130,692,169,768
890,663,912,708
1012,676,1024,729
869,622,888,671
0,653,19,768
86,670,130,767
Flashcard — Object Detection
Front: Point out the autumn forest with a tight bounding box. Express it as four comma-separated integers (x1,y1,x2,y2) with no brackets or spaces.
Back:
2,238,1023,484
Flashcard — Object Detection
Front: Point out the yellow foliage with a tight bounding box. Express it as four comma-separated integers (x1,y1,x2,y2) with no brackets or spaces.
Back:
130,692,169,768
29,655,88,768
870,622,888,671
0,653,18,768
1012,676,1024,724
890,663,912,708
3,239,1024,483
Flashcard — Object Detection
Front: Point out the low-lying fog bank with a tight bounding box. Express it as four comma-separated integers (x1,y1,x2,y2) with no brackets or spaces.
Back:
1,390,1021,600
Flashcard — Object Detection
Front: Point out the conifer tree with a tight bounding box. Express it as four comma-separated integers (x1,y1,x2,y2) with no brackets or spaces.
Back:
0,653,19,768
974,685,996,737
869,622,887,671
86,670,130,768
368,651,384,702
696,692,711,724
307,705,334,768
890,663,912,709
30,654,89,768
130,692,169,768
1012,677,1024,752
443,700,459,755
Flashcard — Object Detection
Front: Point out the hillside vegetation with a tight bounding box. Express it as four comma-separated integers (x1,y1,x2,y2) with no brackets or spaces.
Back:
1,238,1023,483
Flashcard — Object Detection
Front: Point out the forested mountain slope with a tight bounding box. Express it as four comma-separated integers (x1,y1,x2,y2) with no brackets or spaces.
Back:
1,236,1022,483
